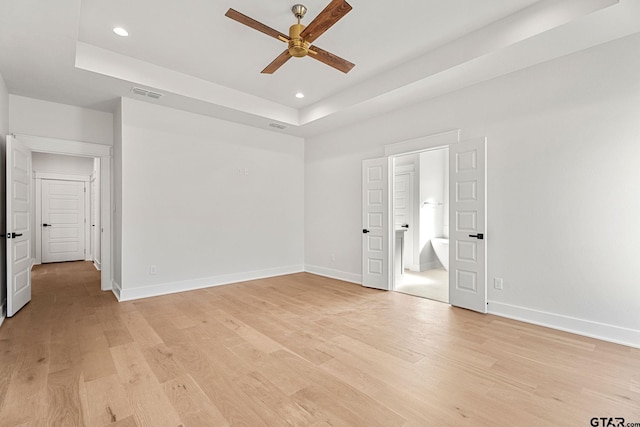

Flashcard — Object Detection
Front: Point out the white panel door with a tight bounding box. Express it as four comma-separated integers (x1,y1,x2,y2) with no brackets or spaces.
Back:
362,158,390,290
394,173,413,269
6,135,32,317
42,179,86,263
449,138,487,313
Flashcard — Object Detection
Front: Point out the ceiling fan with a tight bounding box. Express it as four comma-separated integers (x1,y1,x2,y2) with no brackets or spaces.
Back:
225,0,355,74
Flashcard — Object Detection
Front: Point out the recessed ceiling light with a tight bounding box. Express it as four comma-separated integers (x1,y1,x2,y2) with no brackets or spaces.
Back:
113,27,129,37
295,92,304,99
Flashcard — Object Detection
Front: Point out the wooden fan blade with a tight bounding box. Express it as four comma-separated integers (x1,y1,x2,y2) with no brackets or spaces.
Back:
300,0,352,44
262,50,292,74
308,45,354,73
225,8,289,42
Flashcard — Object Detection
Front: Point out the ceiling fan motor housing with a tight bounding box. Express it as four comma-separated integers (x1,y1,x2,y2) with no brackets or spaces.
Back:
288,23,309,57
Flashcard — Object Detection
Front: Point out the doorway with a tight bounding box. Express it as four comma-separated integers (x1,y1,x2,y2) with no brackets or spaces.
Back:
392,147,450,303
32,153,99,267
6,134,111,317
19,134,112,291
361,131,488,313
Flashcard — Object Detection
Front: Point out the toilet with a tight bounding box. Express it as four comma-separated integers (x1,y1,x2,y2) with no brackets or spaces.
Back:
431,238,449,271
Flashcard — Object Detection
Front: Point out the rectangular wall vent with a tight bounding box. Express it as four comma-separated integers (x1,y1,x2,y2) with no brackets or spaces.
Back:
131,87,164,100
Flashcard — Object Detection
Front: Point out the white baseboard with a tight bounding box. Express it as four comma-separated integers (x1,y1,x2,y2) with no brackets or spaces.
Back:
406,263,420,272
117,265,305,302
93,260,101,271
0,299,6,326
304,264,362,285
489,301,640,349
112,280,122,300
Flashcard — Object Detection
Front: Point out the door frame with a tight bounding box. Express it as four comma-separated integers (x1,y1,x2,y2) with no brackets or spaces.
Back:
16,134,112,291
89,167,101,270
382,130,486,312
386,131,461,292
35,174,91,265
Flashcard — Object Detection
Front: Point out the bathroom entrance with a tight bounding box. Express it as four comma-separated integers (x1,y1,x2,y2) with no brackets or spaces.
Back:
392,146,450,303
361,131,487,313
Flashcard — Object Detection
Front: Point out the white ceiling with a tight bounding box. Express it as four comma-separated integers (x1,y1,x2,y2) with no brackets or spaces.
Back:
1,0,639,137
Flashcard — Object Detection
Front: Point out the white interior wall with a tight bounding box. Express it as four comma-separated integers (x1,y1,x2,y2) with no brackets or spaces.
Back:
32,152,95,175
117,98,305,300
418,149,445,269
113,100,122,289
305,33,640,346
0,72,9,319
9,95,113,145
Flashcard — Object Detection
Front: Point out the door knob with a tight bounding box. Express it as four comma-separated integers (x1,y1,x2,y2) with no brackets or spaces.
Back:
401,224,409,229
362,229,370,234
43,223,51,227
469,233,484,240
8,232,23,238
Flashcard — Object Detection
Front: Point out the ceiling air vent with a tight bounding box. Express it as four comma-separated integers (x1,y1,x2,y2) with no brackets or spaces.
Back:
269,123,287,129
131,87,164,100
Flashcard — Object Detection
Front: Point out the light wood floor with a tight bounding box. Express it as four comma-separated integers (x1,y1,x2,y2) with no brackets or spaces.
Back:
0,262,638,426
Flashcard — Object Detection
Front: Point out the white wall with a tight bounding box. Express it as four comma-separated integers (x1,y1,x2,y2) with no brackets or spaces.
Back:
305,33,640,346
0,72,8,318
418,149,446,269
113,100,122,289
117,98,305,299
32,152,95,175
9,95,113,145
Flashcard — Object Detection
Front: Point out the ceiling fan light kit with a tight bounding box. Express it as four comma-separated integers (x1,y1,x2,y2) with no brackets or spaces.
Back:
225,0,355,74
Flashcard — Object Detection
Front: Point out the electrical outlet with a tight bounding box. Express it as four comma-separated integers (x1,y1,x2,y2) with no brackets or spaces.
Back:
150,265,157,275
494,277,503,290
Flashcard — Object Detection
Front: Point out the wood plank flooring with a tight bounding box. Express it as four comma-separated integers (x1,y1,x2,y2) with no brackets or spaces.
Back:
0,261,638,426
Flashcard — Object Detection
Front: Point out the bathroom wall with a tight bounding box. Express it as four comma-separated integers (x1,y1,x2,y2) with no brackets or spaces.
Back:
419,149,447,270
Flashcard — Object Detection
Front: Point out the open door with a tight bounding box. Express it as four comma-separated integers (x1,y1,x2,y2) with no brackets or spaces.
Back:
449,138,487,313
6,135,32,317
362,157,390,290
